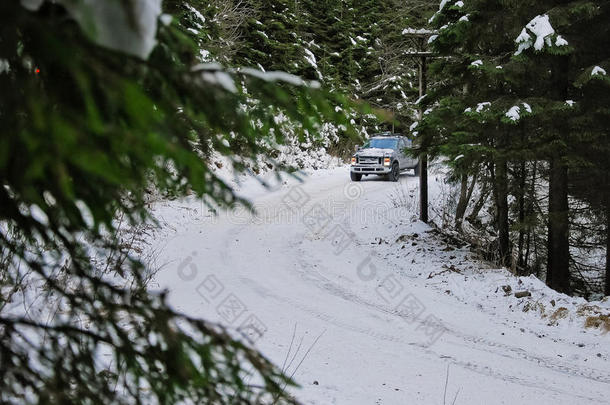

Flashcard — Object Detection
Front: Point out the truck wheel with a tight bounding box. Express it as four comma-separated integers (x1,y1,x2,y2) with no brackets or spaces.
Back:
388,162,399,182
414,162,420,176
350,172,362,181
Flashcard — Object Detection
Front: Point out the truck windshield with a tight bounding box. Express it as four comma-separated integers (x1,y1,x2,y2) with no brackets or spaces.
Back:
364,138,398,149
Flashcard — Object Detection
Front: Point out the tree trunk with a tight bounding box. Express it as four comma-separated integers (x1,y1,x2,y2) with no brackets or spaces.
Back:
546,157,571,294
467,177,489,224
546,55,571,294
524,161,538,272
496,159,511,267
517,161,527,275
455,173,469,229
455,172,478,229
491,160,511,267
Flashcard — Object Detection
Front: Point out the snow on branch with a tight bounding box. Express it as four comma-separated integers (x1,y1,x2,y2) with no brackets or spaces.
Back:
402,28,437,35
439,0,451,12
514,14,568,56
504,103,532,123
428,0,463,24
185,2,206,28
475,102,490,113
505,106,520,121
21,0,163,60
237,67,321,88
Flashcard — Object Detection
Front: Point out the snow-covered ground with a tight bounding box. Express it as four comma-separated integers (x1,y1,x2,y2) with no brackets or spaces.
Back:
148,166,610,405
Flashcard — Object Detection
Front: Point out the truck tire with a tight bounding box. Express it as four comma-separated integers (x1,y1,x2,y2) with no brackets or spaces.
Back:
350,172,362,181
388,162,399,182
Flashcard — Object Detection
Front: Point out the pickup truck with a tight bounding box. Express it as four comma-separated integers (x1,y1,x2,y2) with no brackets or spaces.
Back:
350,133,419,182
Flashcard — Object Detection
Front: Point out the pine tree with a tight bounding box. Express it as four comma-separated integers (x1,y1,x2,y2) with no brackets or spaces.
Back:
557,0,610,295
421,0,532,266
510,1,610,294
0,1,361,402
422,0,609,295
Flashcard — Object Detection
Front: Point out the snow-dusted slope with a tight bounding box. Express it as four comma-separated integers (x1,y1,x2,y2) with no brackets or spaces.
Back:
148,167,610,405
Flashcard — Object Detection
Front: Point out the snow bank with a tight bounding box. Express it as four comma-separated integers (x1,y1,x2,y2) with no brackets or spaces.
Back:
373,201,610,337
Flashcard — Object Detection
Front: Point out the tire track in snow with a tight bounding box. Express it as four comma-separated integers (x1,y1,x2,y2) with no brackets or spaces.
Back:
295,250,610,382
240,270,609,404
209,171,609,403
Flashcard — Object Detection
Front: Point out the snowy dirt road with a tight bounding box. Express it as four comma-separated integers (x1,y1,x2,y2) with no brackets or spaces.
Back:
150,167,610,405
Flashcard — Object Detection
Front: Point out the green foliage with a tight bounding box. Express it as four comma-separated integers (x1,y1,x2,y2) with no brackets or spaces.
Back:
422,0,609,294
189,0,437,133
0,1,372,403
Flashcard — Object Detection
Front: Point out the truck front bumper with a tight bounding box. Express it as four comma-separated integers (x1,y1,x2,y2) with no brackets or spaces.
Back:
350,164,391,174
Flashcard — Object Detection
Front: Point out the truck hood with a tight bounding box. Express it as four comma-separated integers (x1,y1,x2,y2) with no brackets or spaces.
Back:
356,148,394,157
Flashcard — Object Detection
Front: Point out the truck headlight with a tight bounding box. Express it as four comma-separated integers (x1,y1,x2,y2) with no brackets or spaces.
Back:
383,157,391,166
351,157,357,165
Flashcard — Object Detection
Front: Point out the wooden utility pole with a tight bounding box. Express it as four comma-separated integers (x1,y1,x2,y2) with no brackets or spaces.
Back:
418,50,428,223
403,29,436,223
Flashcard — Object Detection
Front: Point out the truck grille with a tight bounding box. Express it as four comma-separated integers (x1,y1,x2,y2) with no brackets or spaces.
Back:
358,156,381,165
